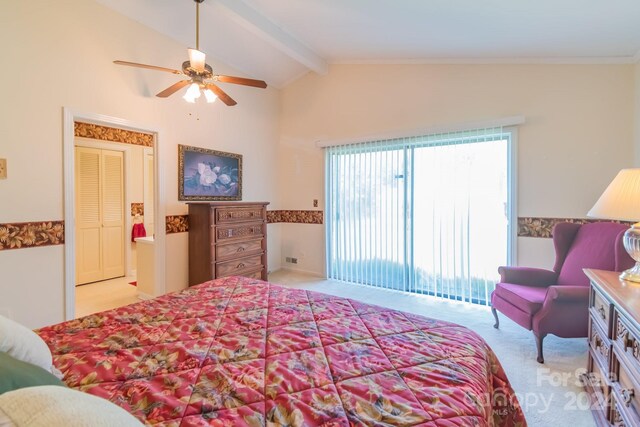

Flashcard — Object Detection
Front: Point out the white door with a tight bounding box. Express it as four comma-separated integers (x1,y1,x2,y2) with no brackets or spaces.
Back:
143,151,154,235
75,147,125,285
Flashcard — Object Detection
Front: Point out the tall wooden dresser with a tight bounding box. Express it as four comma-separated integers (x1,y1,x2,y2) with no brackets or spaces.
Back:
188,202,269,286
583,269,640,426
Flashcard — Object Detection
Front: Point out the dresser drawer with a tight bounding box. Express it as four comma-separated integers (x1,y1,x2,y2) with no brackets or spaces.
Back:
612,349,640,425
215,239,263,261
216,254,263,277
611,392,634,427
591,286,613,337
591,316,612,370
614,313,640,385
215,207,264,224
216,224,264,241
583,351,611,423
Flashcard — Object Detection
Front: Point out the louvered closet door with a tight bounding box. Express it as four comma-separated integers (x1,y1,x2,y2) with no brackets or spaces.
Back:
75,147,124,285
75,147,103,284
101,150,124,279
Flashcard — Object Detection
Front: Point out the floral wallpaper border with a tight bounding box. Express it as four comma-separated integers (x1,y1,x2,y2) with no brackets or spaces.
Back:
131,203,144,217
267,210,324,224
166,215,189,234
75,122,154,147
518,217,634,238
164,210,324,234
5,215,620,249
0,221,65,250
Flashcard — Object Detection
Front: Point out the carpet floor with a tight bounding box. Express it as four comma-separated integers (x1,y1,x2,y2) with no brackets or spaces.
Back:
269,269,595,427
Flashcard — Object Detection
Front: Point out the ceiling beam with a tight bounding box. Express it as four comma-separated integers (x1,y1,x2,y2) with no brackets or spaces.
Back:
214,0,328,75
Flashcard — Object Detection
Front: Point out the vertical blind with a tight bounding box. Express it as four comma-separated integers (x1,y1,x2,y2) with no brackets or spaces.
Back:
325,128,511,305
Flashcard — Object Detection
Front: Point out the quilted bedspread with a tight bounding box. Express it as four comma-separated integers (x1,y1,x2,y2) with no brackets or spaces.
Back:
37,276,526,426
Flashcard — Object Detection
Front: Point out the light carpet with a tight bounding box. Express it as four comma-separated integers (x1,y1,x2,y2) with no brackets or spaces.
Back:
269,269,595,427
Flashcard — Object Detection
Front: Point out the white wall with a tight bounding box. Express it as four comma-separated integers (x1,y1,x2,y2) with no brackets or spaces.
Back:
279,64,636,275
0,0,281,328
635,64,640,167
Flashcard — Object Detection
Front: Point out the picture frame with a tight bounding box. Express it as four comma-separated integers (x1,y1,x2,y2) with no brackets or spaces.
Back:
178,144,242,201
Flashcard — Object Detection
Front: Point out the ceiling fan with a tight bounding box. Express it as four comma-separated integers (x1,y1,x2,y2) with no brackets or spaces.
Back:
113,0,267,106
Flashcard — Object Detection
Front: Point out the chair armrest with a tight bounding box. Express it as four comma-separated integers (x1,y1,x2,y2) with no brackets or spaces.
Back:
544,285,590,304
497,266,558,287
533,285,591,338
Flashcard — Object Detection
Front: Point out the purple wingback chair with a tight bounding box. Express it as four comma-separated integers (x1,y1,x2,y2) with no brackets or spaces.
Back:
491,221,633,363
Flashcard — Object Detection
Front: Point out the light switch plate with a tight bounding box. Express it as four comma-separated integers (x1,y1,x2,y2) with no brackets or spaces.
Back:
0,158,6,179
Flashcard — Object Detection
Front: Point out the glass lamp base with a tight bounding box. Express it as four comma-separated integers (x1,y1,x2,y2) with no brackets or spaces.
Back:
620,262,640,283
621,225,640,283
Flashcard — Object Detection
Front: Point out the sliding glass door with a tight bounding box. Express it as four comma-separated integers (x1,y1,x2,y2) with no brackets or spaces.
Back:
326,129,512,305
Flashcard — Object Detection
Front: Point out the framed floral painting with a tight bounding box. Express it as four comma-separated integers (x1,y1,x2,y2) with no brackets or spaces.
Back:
178,145,242,201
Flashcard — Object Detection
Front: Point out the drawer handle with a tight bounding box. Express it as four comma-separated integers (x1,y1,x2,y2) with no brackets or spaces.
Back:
622,388,635,406
594,334,602,349
237,263,245,269
236,247,245,253
597,305,606,320
624,332,633,350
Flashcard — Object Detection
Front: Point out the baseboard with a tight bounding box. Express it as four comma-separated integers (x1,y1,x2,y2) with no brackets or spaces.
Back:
273,267,325,278
136,291,153,300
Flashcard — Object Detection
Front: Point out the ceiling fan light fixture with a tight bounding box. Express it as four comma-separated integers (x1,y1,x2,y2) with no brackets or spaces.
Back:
204,88,217,103
188,48,206,72
113,0,266,107
183,83,201,103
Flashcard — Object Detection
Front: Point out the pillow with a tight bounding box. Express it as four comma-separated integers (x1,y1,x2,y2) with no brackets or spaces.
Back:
0,352,64,394
0,316,54,376
0,386,143,427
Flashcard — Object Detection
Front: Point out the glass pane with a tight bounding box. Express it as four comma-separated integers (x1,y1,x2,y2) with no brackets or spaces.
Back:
326,132,510,306
329,148,406,289
411,139,508,304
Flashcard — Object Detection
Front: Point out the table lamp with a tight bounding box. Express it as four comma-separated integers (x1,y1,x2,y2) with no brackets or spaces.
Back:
587,168,640,282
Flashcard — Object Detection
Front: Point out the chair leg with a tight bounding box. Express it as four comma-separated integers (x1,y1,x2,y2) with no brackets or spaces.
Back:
491,307,499,329
535,333,546,364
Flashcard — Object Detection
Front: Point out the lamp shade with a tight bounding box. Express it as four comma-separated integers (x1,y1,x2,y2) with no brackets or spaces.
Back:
587,168,640,222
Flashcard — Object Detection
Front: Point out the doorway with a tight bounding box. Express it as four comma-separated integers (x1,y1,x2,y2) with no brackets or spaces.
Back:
63,109,165,321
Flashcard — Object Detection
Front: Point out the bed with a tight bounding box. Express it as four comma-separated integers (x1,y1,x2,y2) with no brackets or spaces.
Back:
37,276,526,426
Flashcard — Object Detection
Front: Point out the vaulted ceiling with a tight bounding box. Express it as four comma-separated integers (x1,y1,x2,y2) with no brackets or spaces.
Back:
96,0,640,88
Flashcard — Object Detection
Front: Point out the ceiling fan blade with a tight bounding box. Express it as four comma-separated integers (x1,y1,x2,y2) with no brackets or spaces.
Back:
156,80,191,98
205,83,237,106
216,75,267,89
114,60,182,75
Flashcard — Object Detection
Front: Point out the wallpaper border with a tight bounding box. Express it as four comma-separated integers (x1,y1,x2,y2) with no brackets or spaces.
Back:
267,210,324,224
0,221,65,250
518,217,634,238
4,215,627,250
75,122,154,147
166,215,189,234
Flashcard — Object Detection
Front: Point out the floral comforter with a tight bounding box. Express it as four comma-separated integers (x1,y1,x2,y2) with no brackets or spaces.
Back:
37,276,526,426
